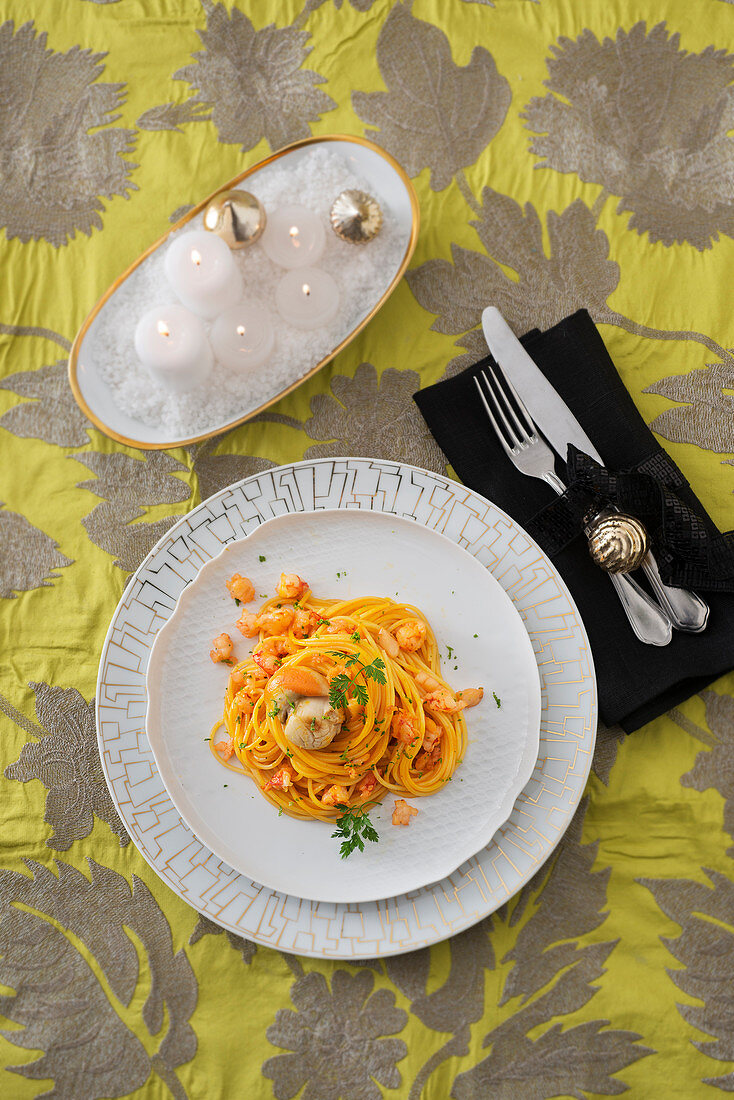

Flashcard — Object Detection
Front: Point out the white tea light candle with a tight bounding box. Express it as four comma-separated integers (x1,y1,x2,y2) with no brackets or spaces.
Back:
275,267,340,331
211,303,275,373
260,205,326,269
134,304,213,392
164,230,243,319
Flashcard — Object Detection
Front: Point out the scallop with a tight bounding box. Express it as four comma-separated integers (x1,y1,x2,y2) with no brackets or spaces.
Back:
284,696,344,750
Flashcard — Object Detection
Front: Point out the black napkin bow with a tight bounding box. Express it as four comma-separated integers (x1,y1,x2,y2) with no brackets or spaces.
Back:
529,445,734,593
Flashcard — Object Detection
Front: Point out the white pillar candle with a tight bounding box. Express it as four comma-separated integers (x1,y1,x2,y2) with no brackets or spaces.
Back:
163,229,243,319
211,302,275,373
260,205,326,269
134,304,213,392
275,268,340,331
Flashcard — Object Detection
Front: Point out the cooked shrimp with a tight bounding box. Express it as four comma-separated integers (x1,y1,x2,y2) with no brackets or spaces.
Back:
214,735,234,760
357,772,378,797
284,697,344,750
257,607,295,636
264,763,296,791
376,628,399,658
415,670,441,694
230,667,247,692
270,667,330,697
277,573,308,600
292,607,321,639
253,636,295,677
414,740,441,771
423,689,461,714
394,620,427,651
226,573,255,603
391,710,418,745
232,690,255,719
210,633,234,663
325,616,358,635
322,784,349,807
421,717,440,753
456,687,484,709
235,610,259,637
392,799,418,826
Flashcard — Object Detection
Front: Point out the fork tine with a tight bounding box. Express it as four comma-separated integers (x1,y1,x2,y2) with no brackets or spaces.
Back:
485,364,534,445
473,374,514,457
501,370,537,437
475,369,523,449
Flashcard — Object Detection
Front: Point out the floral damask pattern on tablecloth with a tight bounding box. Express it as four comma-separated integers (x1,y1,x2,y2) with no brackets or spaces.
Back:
1,0,733,1097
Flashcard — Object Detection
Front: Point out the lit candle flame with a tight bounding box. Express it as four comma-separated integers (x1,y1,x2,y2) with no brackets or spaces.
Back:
289,226,300,248
302,284,311,297
190,249,202,266
236,325,246,336
157,321,170,338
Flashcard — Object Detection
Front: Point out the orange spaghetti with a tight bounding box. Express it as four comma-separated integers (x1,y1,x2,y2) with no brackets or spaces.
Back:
209,572,483,821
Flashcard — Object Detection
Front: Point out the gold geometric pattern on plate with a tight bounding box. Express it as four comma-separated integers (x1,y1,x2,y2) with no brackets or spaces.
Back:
96,458,596,958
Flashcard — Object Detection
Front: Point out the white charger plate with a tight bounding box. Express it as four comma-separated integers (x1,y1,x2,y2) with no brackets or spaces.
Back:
96,458,597,958
145,510,541,903
69,135,418,450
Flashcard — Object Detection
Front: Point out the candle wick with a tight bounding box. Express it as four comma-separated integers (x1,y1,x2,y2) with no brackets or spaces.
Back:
236,325,246,336
191,249,202,267
289,226,300,248
302,284,311,297
157,321,170,338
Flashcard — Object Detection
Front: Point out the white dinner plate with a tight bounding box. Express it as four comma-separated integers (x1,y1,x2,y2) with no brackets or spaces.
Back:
96,458,597,958
145,511,541,903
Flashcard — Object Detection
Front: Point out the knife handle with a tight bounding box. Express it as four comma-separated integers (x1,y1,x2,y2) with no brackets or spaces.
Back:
608,572,673,647
640,551,709,633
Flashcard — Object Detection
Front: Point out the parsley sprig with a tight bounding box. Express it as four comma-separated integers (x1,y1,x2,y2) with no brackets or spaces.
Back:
328,652,386,709
331,804,379,858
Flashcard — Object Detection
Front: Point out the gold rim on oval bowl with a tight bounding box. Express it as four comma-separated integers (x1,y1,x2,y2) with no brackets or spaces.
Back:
68,134,421,451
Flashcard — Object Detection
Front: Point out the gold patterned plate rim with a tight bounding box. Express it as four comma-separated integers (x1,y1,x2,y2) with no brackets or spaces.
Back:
68,134,420,450
95,458,598,958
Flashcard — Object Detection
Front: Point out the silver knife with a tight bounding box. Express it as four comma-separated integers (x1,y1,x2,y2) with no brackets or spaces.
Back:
481,307,709,633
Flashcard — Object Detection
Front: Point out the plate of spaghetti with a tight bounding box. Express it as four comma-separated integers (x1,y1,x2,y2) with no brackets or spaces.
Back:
145,510,541,902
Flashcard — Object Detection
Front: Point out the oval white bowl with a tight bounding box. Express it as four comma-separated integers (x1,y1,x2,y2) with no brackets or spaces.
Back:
69,135,419,449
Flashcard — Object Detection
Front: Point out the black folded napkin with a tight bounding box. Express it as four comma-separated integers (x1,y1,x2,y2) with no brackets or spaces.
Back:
414,309,734,733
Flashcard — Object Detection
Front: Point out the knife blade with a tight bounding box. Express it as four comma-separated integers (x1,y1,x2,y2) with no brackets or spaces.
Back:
481,306,604,465
480,305,709,633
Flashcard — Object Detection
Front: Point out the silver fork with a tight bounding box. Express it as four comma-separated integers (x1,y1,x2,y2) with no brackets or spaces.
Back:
474,366,673,646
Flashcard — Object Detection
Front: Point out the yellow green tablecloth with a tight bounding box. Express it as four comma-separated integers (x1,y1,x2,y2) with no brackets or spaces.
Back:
2,1,734,1096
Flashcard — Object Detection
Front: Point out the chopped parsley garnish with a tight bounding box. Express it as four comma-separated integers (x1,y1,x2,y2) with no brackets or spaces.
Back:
267,703,279,718
446,644,454,660
203,737,210,742
278,807,284,817
328,654,386,710
493,692,502,708
310,717,317,732
331,804,379,859
473,633,478,638
234,597,241,606
350,630,361,643
223,784,228,788
259,555,266,562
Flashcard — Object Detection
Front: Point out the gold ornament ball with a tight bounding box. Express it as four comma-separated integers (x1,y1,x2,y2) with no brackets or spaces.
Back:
330,189,383,244
586,511,649,574
203,190,265,249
